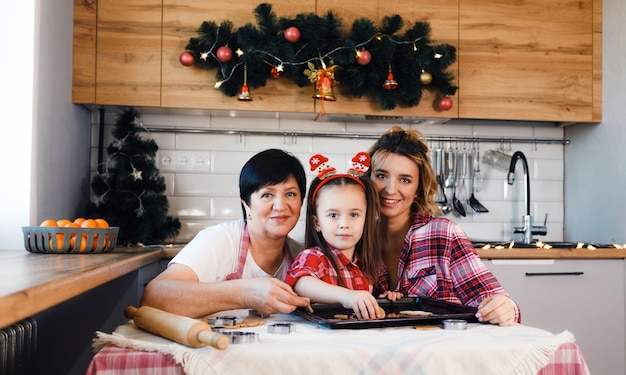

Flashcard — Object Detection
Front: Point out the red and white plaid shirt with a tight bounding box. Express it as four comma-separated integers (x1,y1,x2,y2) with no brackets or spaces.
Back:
385,212,521,323
284,245,374,291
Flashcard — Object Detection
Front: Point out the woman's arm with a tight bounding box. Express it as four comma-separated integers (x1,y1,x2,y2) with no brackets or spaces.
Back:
141,264,308,318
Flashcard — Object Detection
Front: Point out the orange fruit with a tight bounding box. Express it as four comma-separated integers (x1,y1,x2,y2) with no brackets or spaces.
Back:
81,219,98,228
40,219,58,227
39,219,59,250
64,222,82,251
56,219,72,227
81,219,99,251
49,233,65,252
73,217,86,226
94,218,109,228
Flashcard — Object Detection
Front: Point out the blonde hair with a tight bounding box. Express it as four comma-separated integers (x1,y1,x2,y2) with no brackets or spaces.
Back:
368,126,440,216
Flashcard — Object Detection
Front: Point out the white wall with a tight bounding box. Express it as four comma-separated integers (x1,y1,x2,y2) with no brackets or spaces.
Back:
0,2,35,249
91,110,566,245
0,0,91,250
565,0,626,244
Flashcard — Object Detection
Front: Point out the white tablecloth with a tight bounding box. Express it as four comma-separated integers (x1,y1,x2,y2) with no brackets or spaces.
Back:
92,310,581,375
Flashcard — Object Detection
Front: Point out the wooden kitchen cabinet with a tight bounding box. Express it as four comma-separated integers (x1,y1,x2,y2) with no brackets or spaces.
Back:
458,0,602,123
72,0,97,103
161,0,315,112
483,259,625,375
72,0,602,123
72,0,162,106
316,0,460,119
95,0,162,107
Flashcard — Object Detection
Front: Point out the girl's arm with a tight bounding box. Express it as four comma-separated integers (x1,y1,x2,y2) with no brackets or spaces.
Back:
293,276,383,319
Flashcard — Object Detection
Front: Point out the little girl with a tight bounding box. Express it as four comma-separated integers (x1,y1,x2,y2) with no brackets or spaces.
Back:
285,153,402,319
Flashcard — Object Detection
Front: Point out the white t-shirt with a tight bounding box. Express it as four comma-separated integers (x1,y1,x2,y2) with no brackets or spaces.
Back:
170,220,304,282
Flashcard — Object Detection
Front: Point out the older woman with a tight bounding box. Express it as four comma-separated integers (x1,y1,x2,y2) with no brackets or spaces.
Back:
141,149,310,318
368,126,520,326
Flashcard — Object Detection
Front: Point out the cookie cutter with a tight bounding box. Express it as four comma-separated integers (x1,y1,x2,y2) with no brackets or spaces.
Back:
226,331,259,344
207,316,244,327
267,322,296,334
442,319,468,330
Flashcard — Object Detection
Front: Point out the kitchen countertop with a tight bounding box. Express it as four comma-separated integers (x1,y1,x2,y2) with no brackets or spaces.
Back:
476,247,626,259
0,247,163,329
2,244,625,329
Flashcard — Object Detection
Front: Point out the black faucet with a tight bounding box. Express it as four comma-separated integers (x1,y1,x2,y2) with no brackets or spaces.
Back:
507,151,547,244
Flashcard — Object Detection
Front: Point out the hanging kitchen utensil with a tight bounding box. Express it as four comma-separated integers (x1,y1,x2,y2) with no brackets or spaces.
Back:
452,149,466,217
444,144,456,188
468,150,489,213
435,147,452,215
473,142,483,192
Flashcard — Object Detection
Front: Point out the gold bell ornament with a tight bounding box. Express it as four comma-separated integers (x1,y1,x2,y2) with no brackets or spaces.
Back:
305,59,338,118
383,65,398,90
312,75,337,101
237,64,253,101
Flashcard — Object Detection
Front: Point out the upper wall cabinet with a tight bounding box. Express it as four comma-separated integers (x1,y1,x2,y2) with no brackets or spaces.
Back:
72,0,602,123
100,0,162,106
161,0,315,112
72,0,96,103
458,0,602,123
315,0,460,119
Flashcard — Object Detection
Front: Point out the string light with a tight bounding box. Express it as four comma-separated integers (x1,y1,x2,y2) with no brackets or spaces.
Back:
197,27,445,87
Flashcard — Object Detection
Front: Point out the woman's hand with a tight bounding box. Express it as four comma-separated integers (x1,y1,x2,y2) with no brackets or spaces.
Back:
340,290,383,319
475,295,518,326
378,290,403,302
242,278,310,315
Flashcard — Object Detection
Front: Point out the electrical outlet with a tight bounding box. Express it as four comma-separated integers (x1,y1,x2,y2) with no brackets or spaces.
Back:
157,151,175,171
176,152,193,170
191,153,211,171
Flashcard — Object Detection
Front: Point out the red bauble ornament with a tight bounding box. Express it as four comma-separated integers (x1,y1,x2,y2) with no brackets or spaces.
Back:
438,96,454,111
284,26,301,43
356,49,371,65
216,46,233,63
270,67,281,78
179,51,194,67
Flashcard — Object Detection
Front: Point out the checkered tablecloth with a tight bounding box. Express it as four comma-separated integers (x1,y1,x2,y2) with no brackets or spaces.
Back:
87,312,590,375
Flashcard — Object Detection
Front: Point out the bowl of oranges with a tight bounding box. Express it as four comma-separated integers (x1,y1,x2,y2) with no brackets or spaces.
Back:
22,218,119,254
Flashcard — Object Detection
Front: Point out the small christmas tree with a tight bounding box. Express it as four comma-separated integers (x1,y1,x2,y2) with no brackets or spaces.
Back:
87,107,181,245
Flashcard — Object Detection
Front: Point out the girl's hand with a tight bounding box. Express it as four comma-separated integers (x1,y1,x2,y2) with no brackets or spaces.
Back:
378,290,403,302
341,290,382,319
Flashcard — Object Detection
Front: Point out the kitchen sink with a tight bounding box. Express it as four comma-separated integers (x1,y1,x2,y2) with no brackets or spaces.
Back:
471,241,620,249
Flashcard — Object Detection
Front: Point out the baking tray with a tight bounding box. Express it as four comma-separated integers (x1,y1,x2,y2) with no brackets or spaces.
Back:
294,297,479,329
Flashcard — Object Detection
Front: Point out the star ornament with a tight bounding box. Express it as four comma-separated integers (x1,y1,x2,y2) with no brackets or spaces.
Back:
131,167,143,181
200,51,210,61
235,48,244,57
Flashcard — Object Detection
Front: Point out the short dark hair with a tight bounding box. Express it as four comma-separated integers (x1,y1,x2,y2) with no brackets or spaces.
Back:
239,149,307,219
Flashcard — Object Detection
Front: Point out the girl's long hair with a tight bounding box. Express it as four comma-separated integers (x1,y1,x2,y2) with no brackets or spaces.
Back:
304,176,384,294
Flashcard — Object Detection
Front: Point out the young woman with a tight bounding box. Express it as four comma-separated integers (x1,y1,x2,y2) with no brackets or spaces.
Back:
368,126,520,326
285,153,401,320
141,149,310,318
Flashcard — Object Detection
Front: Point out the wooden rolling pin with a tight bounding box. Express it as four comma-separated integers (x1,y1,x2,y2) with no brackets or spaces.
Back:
124,306,229,350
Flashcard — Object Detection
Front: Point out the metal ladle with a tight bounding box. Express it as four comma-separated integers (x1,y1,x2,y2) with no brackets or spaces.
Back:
435,148,452,215
468,151,489,213
452,150,466,217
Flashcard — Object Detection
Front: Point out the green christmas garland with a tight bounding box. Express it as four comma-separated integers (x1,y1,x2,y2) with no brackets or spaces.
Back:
180,3,457,111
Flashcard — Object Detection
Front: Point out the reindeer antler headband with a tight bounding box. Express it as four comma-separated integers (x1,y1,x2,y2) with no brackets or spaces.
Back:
309,152,371,203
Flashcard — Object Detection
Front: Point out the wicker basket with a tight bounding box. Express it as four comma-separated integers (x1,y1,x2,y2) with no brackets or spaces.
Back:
22,226,119,254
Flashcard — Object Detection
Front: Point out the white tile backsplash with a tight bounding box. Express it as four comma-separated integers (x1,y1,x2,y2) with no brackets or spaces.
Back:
91,110,566,244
